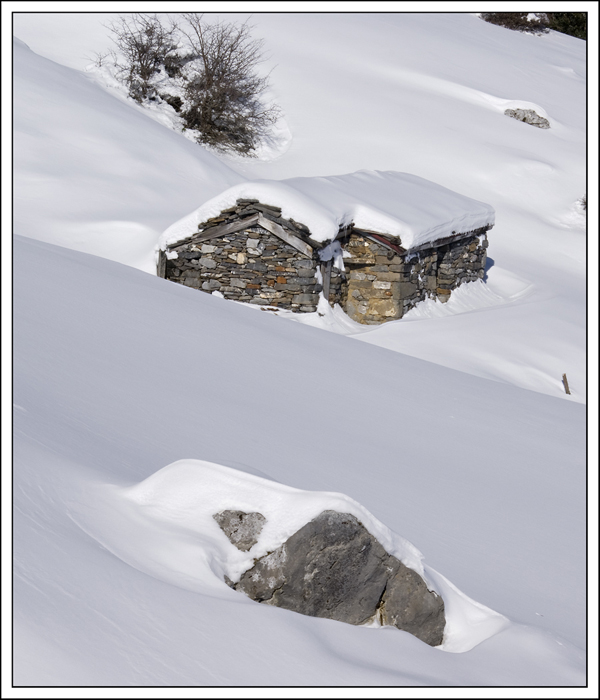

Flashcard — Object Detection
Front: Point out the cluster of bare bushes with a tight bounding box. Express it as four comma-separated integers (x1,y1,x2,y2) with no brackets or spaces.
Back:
101,13,280,156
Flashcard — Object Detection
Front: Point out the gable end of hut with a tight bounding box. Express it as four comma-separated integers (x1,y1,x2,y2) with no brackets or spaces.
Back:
158,200,344,312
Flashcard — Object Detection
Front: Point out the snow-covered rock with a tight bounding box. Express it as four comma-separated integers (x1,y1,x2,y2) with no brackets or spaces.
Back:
232,509,446,646
504,108,551,128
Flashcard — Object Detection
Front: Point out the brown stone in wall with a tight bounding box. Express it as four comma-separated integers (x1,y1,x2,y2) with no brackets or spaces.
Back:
337,231,488,324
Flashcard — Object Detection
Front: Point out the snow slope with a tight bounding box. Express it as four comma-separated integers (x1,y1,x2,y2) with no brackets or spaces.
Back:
13,236,586,686
9,10,592,690
12,36,244,273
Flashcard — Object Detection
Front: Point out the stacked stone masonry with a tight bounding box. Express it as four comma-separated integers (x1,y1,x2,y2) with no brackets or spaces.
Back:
159,199,489,324
161,199,344,312
339,231,488,324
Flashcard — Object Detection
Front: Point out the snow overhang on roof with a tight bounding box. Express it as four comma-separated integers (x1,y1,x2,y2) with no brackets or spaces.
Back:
159,170,495,252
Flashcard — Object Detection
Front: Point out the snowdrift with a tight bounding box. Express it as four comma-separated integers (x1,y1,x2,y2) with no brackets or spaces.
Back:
72,459,508,654
159,170,495,249
12,36,244,272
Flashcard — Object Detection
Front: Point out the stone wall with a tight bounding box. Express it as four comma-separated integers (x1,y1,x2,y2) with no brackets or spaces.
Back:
161,200,343,312
340,231,488,324
435,234,489,297
163,226,319,310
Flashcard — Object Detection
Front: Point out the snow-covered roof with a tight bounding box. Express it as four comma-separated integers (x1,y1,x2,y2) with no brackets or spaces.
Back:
160,170,495,251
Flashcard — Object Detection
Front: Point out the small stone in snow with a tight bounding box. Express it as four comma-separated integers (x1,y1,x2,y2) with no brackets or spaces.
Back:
213,510,267,551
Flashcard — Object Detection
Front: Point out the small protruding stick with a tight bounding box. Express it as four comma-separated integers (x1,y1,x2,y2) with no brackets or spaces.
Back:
562,373,571,395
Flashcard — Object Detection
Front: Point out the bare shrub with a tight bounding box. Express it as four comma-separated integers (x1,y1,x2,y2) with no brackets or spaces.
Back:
88,49,114,69
178,13,281,155
106,14,179,102
104,13,280,155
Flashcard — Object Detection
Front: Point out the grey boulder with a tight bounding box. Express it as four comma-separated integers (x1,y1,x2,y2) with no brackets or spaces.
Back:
231,510,445,646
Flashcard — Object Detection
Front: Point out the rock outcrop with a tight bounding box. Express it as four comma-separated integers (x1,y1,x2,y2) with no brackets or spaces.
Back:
217,509,445,646
504,108,550,129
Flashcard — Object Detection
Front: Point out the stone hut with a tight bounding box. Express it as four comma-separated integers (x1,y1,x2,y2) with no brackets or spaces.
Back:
157,172,494,324
157,200,341,313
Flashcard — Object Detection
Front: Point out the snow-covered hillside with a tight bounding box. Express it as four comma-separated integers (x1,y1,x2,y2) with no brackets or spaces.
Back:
13,235,586,686
12,12,588,401
10,10,592,690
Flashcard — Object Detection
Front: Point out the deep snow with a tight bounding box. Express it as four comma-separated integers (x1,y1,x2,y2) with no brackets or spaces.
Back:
12,35,244,274
13,236,586,686
159,170,495,248
9,8,594,691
